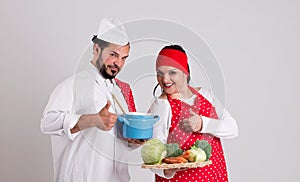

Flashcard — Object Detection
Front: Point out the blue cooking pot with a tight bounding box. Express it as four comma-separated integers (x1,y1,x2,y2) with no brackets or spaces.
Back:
117,112,160,139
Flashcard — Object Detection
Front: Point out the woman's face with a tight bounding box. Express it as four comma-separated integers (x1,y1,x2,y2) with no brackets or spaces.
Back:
156,66,188,95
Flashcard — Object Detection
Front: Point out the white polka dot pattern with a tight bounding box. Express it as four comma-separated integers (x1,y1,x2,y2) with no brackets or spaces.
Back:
115,78,136,112
155,86,228,182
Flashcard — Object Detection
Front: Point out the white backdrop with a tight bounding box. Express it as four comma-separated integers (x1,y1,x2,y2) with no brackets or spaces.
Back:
1,0,299,181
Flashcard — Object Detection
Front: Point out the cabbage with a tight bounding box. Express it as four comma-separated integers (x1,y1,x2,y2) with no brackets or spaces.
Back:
141,139,167,164
188,147,207,162
192,140,212,160
165,143,183,157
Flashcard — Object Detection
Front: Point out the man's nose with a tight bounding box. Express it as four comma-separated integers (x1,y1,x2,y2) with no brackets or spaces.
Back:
114,58,123,67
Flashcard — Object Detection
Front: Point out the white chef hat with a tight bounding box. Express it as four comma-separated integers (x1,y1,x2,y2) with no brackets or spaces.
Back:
93,18,129,46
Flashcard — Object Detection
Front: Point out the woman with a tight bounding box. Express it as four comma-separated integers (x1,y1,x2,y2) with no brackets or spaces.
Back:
148,45,238,181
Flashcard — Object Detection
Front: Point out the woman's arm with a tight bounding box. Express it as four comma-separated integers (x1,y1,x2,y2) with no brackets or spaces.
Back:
148,98,178,178
199,88,239,139
148,98,171,143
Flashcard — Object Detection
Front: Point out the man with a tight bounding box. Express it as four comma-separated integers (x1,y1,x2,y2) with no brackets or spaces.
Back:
41,18,140,182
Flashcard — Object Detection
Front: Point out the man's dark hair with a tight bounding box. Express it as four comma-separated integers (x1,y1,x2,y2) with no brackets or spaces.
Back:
91,35,110,50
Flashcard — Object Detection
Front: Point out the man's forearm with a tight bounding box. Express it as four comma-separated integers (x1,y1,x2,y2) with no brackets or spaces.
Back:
70,114,98,133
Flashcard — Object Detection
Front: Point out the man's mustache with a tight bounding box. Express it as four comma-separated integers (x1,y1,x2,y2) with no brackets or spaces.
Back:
107,65,120,70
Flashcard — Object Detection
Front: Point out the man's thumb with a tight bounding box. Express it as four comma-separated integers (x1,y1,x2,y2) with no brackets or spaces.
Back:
104,100,111,110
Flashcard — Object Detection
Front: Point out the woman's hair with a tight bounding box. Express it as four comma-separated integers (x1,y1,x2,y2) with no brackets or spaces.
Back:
152,45,191,97
161,44,186,53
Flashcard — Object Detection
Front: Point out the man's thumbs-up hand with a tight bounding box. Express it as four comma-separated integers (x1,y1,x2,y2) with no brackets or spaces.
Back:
70,100,117,133
97,100,117,131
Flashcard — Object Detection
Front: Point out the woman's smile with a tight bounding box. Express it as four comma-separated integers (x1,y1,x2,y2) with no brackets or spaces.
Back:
163,82,174,88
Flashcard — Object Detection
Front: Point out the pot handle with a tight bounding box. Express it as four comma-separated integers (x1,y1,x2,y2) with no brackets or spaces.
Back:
117,115,129,125
153,115,160,124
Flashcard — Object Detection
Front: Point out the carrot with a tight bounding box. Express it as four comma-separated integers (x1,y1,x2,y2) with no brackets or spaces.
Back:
162,156,188,164
180,150,190,160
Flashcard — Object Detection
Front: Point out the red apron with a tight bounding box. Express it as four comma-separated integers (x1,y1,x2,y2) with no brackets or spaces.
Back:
155,87,228,182
115,78,136,112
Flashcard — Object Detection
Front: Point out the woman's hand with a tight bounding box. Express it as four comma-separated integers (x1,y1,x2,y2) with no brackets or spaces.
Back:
163,168,188,178
182,109,203,132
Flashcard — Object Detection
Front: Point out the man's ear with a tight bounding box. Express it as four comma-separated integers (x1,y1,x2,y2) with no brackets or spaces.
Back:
92,45,101,64
93,44,101,54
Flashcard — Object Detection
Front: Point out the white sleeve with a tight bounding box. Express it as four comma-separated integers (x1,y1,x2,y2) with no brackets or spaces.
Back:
147,98,176,179
199,88,239,139
148,98,171,143
40,79,80,140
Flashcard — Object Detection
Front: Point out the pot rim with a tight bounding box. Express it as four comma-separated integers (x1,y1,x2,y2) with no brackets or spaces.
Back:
124,112,153,116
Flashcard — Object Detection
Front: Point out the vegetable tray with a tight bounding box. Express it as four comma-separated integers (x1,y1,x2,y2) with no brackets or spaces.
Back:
141,160,212,169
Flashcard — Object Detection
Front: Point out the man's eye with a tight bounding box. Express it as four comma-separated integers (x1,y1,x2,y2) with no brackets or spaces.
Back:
110,53,117,57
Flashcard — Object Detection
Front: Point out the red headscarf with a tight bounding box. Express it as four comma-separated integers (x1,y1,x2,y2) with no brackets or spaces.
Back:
156,48,189,76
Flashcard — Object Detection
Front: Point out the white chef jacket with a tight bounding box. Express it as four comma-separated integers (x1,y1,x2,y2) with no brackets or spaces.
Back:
148,87,239,178
41,63,131,182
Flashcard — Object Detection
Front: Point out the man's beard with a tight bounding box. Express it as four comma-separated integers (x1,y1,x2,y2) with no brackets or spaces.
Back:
96,58,119,79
